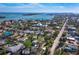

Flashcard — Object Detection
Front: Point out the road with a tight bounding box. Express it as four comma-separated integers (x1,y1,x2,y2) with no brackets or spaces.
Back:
50,18,68,55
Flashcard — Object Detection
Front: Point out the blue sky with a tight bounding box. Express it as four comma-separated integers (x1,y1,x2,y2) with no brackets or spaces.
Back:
0,3,79,13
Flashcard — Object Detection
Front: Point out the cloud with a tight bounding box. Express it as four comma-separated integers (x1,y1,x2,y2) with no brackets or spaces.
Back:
0,3,47,12
0,3,79,13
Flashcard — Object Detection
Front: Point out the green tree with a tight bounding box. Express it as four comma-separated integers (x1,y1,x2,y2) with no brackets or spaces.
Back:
23,40,32,48
53,30,59,38
6,39,11,44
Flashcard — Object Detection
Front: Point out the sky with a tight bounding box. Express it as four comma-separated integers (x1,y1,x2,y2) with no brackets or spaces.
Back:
0,3,79,13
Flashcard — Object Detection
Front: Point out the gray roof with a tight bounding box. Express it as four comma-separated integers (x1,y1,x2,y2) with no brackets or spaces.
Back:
0,40,6,45
22,48,30,54
7,43,24,53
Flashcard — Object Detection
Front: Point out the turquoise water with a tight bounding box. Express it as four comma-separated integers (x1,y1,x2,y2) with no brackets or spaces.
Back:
0,13,54,22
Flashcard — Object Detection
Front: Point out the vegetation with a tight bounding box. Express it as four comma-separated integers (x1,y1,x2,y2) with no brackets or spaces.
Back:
23,40,32,48
6,39,11,44
0,47,7,55
53,30,59,38
54,48,65,55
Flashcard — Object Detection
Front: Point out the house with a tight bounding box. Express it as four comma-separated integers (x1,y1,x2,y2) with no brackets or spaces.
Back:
32,40,39,48
30,46,37,54
17,37,28,42
32,23,48,27
21,48,30,55
53,22,57,25
6,43,24,53
64,44,78,52
71,33,79,41
56,26,60,29
35,31,44,35
68,26,76,33
66,37,78,44
24,30,34,34
0,40,6,45
0,29,3,36
67,37,75,41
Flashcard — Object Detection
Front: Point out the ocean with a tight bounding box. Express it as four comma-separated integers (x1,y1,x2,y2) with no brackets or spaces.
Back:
0,13,54,22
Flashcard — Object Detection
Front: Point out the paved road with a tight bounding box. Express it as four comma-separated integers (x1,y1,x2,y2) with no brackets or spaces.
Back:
50,19,68,55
